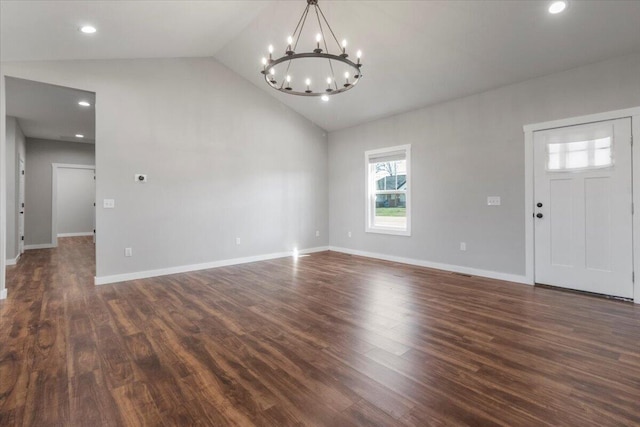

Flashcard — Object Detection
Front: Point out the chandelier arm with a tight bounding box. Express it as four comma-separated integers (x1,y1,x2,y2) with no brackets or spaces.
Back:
327,56,338,91
314,5,328,53
292,4,310,52
316,4,343,51
313,5,338,89
290,4,310,51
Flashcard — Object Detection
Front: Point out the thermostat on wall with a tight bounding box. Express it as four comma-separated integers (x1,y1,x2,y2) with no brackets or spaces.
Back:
135,174,147,183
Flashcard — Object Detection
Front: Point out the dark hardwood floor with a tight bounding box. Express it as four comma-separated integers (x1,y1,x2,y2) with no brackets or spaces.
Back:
1,237,639,426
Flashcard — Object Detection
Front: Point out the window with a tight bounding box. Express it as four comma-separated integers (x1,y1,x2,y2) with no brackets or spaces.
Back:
365,145,411,235
546,124,614,171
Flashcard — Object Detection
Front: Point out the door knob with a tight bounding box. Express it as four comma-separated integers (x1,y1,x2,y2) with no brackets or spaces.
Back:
537,202,543,208
536,213,543,218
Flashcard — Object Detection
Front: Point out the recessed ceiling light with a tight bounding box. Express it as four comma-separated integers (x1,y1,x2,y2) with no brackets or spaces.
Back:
79,25,97,34
75,134,84,138
548,1,567,14
78,101,91,107
321,95,329,102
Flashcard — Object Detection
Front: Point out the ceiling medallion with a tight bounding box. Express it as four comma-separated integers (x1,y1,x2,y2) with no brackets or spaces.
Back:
260,0,363,99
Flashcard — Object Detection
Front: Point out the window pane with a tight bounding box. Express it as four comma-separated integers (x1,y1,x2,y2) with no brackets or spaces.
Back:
374,193,406,228
594,148,611,166
546,136,612,171
373,160,406,190
566,149,588,169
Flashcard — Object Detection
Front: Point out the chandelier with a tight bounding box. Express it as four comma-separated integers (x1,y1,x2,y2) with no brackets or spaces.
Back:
260,0,363,101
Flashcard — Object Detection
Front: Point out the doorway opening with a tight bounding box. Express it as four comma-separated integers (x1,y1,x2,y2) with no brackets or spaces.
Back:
4,77,97,288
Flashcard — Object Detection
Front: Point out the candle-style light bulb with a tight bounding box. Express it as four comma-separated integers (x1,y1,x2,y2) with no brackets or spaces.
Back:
326,77,333,92
261,57,267,66
356,50,362,65
285,75,292,90
344,72,349,79
327,77,332,85
305,78,311,86
314,33,322,53
268,44,274,62
270,68,275,75
286,75,291,83
286,35,294,55
344,71,351,87
340,39,348,57
305,78,312,93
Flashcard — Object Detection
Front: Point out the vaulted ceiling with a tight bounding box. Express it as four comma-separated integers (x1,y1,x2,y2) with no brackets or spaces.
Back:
2,1,640,132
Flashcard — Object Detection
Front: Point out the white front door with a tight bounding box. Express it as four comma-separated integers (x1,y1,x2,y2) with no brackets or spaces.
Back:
534,118,633,298
18,158,25,254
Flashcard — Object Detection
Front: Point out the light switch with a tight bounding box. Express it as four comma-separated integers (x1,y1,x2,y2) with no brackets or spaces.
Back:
103,199,115,208
487,196,501,206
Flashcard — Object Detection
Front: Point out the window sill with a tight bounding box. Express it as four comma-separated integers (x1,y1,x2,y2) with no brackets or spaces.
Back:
365,227,411,236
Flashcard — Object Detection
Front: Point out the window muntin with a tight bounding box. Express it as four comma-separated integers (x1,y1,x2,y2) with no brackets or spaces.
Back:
365,145,411,235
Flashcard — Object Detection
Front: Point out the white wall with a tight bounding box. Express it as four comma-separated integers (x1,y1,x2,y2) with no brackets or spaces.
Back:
25,139,95,246
1,58,329,282
5,116,26,262
328,53,640,279
56,167,95,235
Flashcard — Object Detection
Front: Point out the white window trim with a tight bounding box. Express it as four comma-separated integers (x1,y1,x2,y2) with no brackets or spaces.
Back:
364,144,411,236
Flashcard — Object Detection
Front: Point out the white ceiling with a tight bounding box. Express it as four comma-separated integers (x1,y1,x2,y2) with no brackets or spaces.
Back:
2,1,640,132
5,77,96,144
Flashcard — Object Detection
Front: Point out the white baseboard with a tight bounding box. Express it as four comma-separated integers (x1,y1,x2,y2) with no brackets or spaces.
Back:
0,288,7,300
57,232,93,237
94,246,329,286
24,243,56,250
5,254,20,265
328,246,530,285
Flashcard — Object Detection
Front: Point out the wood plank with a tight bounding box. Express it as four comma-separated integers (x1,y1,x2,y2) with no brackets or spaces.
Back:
0,237,639,426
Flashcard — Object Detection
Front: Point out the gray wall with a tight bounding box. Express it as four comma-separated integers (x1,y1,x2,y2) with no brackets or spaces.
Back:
2,58,329,279
329,52,640,276
25,139,95,245
57,167,95,235
5,116,26,260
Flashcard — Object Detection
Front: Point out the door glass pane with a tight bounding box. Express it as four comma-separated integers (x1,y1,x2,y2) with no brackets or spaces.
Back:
547,137,612,171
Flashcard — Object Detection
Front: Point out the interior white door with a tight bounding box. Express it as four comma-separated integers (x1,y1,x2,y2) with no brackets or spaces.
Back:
56,168,96,237
18,158,25,254
534,118,633,298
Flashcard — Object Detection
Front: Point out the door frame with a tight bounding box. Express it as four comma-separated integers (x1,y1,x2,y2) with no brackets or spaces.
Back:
523,106,640,303
51,163,96,248
18,157,25,254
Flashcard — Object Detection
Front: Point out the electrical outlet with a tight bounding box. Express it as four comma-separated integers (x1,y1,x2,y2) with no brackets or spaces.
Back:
460,242,467,251
236,237,241,245
348,231,352,238
103,199,115,208
125,247,132,257
316,230,320,237
135,174,147,183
